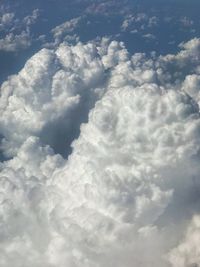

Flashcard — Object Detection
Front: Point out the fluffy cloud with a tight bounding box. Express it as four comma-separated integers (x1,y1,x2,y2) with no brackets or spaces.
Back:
51,17,81,45
0,12,14,29
0,31,32,52
121,13,158,32
0,9,39,52
169,216,200,267
0,41,105,157
1,38,200,266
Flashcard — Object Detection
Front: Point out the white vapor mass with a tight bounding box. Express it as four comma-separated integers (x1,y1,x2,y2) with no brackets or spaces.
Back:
51,17,81,45
1,38,200,267
0,9,39,52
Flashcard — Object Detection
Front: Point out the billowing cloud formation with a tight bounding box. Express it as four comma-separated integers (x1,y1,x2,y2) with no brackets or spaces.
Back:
0,42,105,157
1,38,200,266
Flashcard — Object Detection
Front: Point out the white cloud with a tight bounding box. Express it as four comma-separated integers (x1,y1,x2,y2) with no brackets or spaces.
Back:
142,33,156,40
169,216,200,267
121,13,158,33
0,31,31,52
52,17,81,44
0,9,39,52
180,17,194,28
1,38,200,266
23,9,39,26
0,12,14,29
0,41,105,157
182,74,200,99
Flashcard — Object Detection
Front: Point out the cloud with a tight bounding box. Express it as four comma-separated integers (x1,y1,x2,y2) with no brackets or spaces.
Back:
0,41,106,157
23,9,39,27
51,17,81,45
85,0,129,16
1,38,200,266
0,31,31,52
156,38,200,85
0,12,14,29
169,215,200,267
142,33,156,41
0,9,39,52
121,13,158,33
180,17,194,28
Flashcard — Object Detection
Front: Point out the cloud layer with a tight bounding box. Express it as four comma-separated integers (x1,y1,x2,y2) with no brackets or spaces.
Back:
1,38,200,266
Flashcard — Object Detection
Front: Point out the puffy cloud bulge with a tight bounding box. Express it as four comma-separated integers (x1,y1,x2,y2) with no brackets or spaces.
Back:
1,38,200,267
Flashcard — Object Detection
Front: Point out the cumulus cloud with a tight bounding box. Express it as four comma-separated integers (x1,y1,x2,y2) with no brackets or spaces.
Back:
0,9,39,52
1,38,200,267
51,17,81,45
121,13,158,32
169,215,200,267
0,41,105,157
23,9,39,26
0,12,14,29
0,31,32,52
180,17,194,28
156,38,200,86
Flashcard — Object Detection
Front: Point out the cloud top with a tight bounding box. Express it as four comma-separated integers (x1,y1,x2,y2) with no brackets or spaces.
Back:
1,38,200,266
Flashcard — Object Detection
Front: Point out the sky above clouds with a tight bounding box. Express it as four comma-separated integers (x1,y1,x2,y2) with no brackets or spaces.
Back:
0,1,200,267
